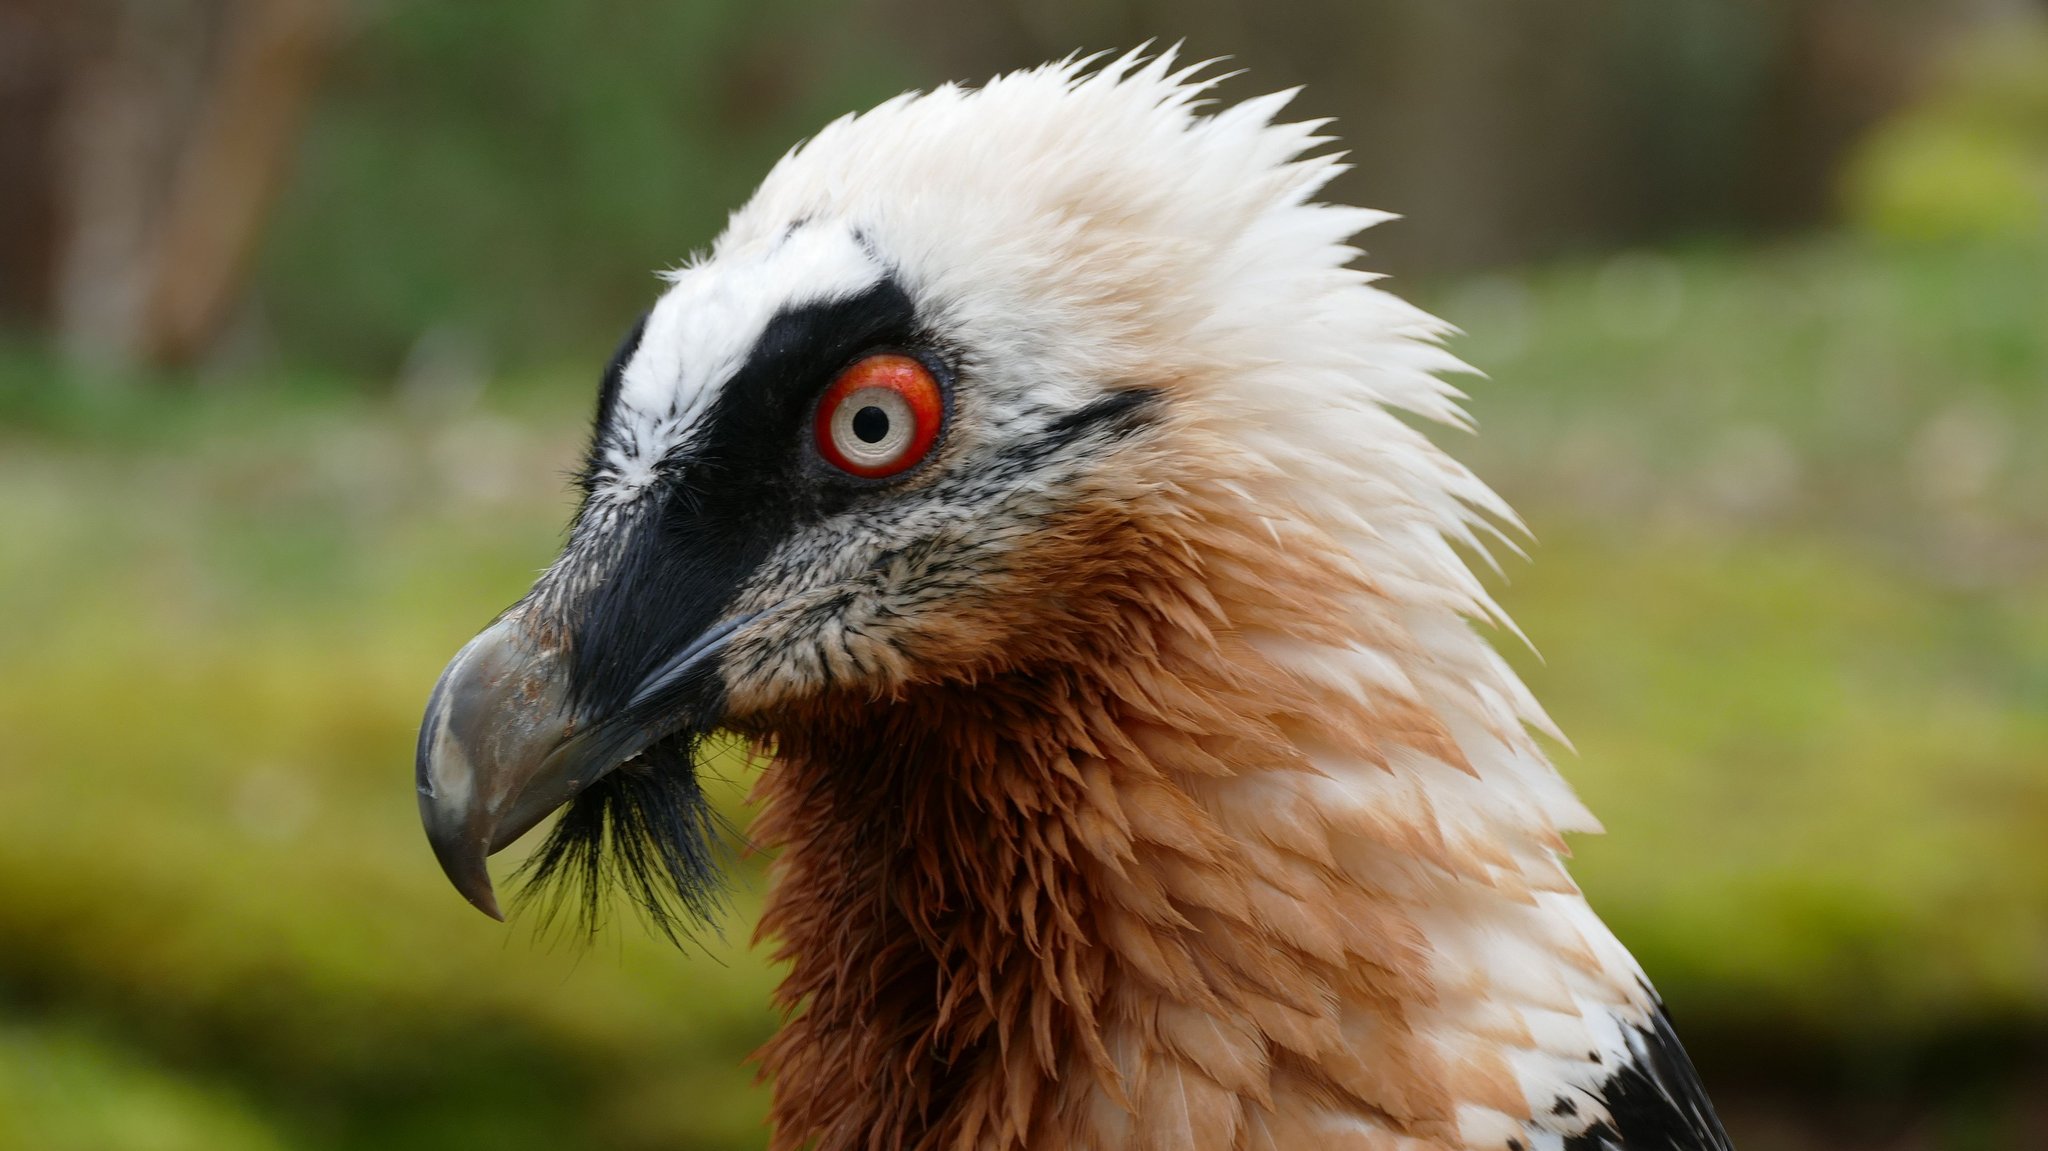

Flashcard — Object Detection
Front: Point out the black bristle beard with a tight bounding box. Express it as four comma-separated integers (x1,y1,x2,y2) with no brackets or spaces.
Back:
513,733,731,945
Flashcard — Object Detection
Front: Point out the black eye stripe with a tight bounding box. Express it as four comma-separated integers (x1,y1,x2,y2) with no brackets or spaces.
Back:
566,276,923,714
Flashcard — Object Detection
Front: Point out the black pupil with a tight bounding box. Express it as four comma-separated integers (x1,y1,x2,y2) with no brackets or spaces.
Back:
851,405,891,444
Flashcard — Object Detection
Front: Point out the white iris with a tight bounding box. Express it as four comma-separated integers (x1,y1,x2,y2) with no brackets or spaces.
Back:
829,387,916,470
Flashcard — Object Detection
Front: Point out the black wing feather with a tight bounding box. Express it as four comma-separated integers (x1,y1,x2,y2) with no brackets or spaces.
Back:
1563,1002,1734,1151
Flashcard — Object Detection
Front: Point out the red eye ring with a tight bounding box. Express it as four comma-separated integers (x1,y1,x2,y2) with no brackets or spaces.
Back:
813,353,945,479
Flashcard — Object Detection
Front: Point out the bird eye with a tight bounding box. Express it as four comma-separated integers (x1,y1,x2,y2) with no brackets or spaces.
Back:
813,353,945,479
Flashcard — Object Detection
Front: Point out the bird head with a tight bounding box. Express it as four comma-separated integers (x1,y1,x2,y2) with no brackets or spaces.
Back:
415,52,1483,926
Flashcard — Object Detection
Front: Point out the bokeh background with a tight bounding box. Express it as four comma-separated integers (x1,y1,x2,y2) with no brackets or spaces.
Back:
2,2,2045,1149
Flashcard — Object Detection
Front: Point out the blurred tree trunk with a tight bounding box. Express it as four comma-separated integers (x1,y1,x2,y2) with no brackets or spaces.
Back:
139,0,337,367
0,0,336,373
0,0,79,327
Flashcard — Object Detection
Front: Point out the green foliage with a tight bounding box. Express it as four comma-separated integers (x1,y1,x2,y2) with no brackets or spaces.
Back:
1843,26,2048,244
1,235,2042,1146
0,1025,287,1151
257,0,918,372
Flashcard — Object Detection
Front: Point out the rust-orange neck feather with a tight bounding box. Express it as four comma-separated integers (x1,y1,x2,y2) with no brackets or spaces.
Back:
742,470,1561,1151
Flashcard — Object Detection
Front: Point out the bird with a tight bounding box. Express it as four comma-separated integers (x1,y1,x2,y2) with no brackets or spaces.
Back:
413,50,1734,1151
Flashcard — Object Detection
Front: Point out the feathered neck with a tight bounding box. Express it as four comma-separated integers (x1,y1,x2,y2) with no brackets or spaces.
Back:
744,465,1612,1151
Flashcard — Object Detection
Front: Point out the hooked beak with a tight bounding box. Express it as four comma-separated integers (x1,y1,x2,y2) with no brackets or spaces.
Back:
414,608,748,919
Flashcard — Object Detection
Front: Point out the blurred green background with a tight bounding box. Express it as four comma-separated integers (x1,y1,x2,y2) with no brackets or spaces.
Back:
2,2,2045,1149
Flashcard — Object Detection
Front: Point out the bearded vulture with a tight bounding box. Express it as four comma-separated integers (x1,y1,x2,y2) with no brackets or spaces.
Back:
414,51,1735,1151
